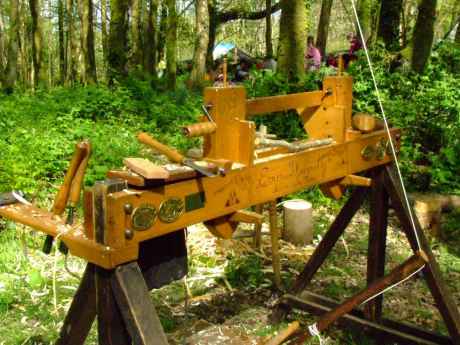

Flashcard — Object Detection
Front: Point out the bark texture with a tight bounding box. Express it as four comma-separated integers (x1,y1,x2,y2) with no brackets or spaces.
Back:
58,0,65,84
66,0,77,84
190,0,209,88
377,0,403,50
166,0,177,89
357,0,372,40
277,0,307,80
29,0,44,87
131,0,143,67
144,0,159,75
266,0,273,58
411,0,437,73
101,0,108,78
108,0,130,82
81,0,97,83
4,0,20,92
316,0,333,58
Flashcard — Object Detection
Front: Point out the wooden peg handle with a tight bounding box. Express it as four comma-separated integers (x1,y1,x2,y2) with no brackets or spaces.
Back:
137,132,184,164
52,142,87,215
68,141,91,207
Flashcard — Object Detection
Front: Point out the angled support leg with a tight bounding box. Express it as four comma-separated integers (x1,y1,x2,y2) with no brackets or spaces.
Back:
55,264,97,345
112,262,169,345
384,165,460,344
96,267,131,345
271,186,369,322
364,168,389,323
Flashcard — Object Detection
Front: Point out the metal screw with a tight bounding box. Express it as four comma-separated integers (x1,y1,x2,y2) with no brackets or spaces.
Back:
124,229,134,240
124,203,133,214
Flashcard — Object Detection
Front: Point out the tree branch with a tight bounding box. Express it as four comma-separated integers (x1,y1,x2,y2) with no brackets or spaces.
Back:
217,2,281,23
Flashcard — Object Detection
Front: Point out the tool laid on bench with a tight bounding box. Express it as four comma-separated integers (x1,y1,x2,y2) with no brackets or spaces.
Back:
0,71,458,345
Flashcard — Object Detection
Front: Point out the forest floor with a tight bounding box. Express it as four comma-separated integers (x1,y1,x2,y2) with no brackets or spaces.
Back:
0,202,459,345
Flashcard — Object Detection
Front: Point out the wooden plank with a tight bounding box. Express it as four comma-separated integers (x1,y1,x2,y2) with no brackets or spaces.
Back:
364,168,389,323
246,91,323,116
383,165,460,344
96,267,131,345
123,158,170,179
55,264,97,345
112,262,169,345
253,204,264,249
284,293,452,345
271,186,369,322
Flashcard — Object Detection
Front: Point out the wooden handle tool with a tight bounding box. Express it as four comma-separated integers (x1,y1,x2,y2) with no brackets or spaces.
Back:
51,142,88,216
138,132,184,163
44,141,88,254
138,132,217,177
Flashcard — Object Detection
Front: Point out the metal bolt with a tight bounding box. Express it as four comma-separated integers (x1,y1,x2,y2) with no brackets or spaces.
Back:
124,203,133,214
124,229,134,240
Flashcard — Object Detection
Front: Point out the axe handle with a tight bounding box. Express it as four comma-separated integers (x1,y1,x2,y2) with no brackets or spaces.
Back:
68,141,91,208
52,142,87,216
137,132,184,164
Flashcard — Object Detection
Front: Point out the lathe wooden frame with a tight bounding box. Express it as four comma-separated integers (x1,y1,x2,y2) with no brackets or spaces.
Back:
1,74,458,344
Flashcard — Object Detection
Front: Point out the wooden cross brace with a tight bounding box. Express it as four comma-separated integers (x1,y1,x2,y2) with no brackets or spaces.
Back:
270,164,460,345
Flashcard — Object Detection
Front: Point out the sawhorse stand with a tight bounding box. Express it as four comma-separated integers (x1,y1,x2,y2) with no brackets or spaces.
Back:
54,262,169,345
271,165,460,344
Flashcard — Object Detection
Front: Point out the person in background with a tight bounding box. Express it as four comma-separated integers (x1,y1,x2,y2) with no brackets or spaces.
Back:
343,33,362,68
305,36,322,71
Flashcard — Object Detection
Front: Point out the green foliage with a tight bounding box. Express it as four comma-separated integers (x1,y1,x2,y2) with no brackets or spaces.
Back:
225,254,265,289
0,78,202,198
348,45,460,193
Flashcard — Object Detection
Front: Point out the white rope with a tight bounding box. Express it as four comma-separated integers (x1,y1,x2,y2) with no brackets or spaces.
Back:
308,323,325,345
361,263,425,305
349,0,422,251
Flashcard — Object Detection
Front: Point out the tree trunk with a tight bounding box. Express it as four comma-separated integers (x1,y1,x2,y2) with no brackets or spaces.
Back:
277,0,307,80
66,0,77,84
190,0,209,88
206,0,216,69
58,0,66,84
411,0,437,73
166,0,177,89
455,20,460,44
157,2,167,63
316,0,333,58
108,0,130,83
131,0,143,68
0,9,5,84
4,0,20,92
265,0,273,58
377,0,403,50
29,0,44,87
144,0,158,75
357,0,371,40
81,0,97,83
101,0,108,79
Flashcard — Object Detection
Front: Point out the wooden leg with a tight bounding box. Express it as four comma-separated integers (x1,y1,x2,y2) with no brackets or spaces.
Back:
112,262,169,345
292,254,426,344
253,204,264,249
269,201,281,290
291,186,369,294
55,264,97,345
96,267,131,345
384,165,460,344
270,186,369,322
364,168,389,323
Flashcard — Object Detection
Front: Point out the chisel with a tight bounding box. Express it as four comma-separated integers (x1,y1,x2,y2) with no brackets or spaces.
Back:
43,142,88,254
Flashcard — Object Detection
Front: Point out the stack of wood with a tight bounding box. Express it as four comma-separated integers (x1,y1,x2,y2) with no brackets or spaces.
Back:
411,193,460,238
